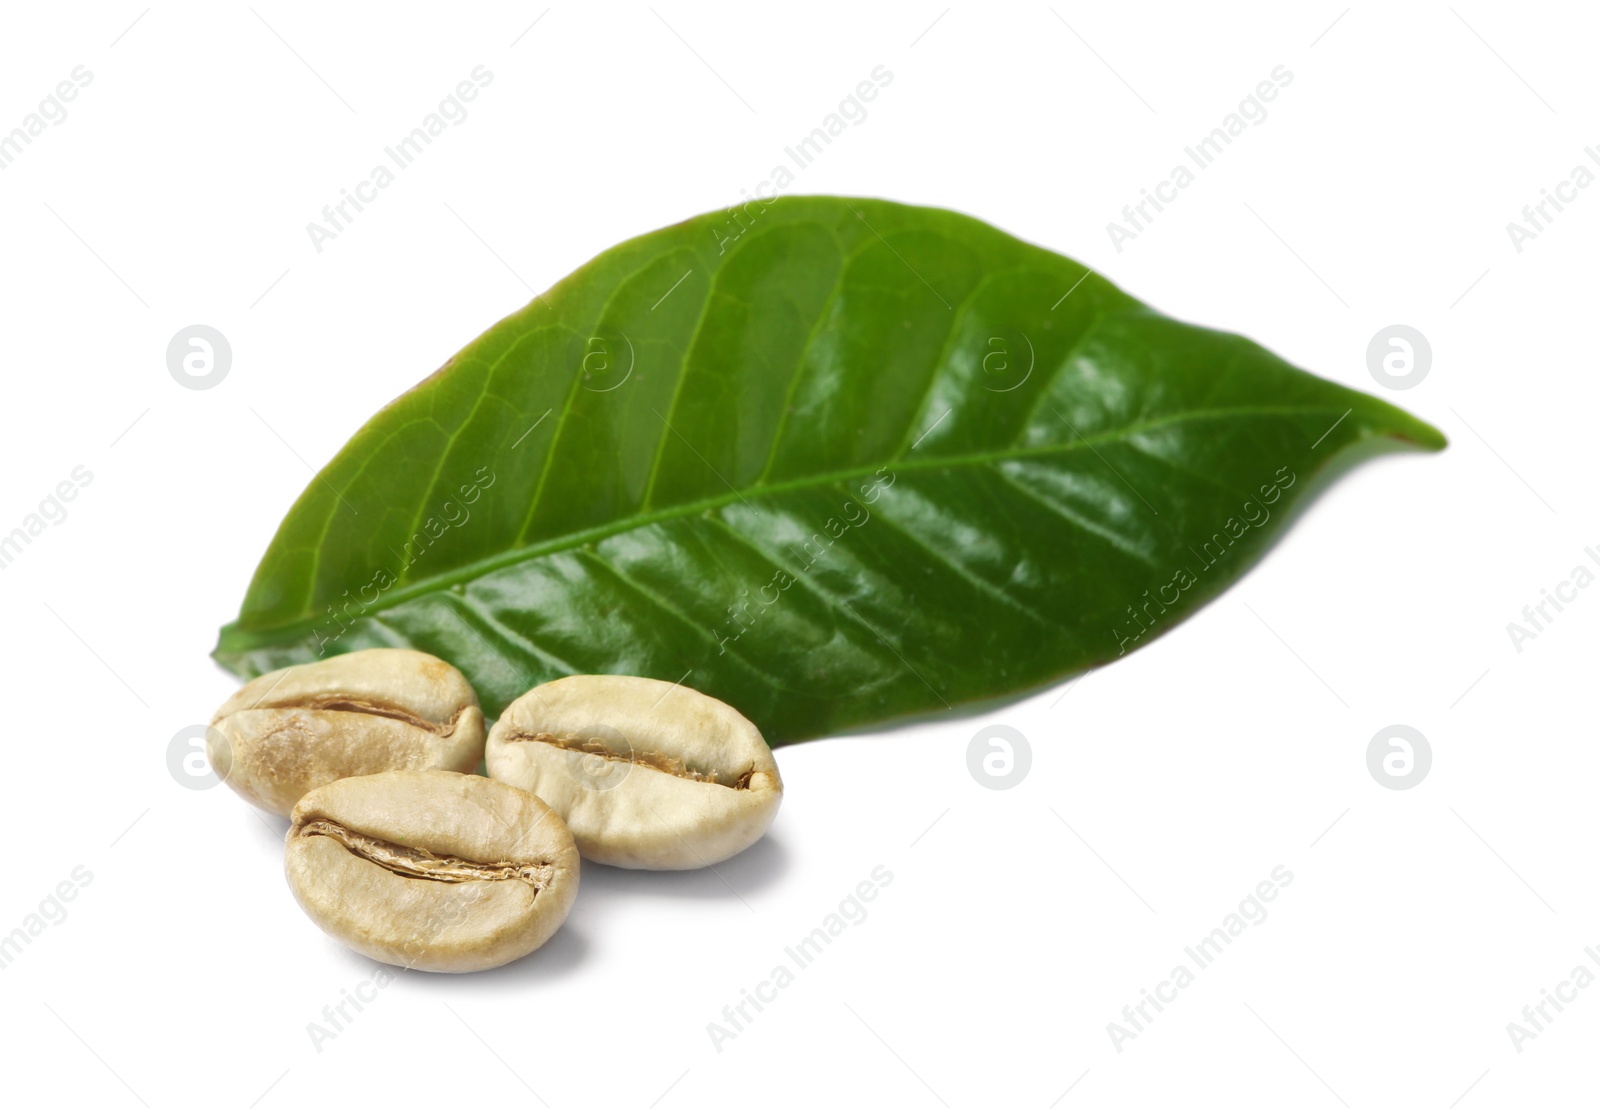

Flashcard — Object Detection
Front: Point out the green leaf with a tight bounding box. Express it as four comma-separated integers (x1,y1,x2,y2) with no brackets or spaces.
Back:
214,197,1444,742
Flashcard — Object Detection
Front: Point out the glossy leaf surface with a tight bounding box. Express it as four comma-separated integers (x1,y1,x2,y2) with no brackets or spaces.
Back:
214,197,1444,741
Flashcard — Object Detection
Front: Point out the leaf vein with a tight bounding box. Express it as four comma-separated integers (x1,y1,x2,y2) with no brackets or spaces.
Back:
233,403,1365,644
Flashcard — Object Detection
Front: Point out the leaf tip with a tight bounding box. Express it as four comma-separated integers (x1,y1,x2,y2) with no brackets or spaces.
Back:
1358,395,1446,453
1398,413,1448,452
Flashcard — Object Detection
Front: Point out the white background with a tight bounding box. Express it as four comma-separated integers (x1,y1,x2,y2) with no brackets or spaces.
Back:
0,2,1592,1112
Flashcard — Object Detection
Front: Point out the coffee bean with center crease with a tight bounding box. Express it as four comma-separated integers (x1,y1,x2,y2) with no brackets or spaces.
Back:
209,648,486,815
285,770,579,972
486,675,783,870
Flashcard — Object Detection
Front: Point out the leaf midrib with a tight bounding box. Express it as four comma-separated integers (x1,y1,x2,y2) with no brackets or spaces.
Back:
225,402,1356,646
